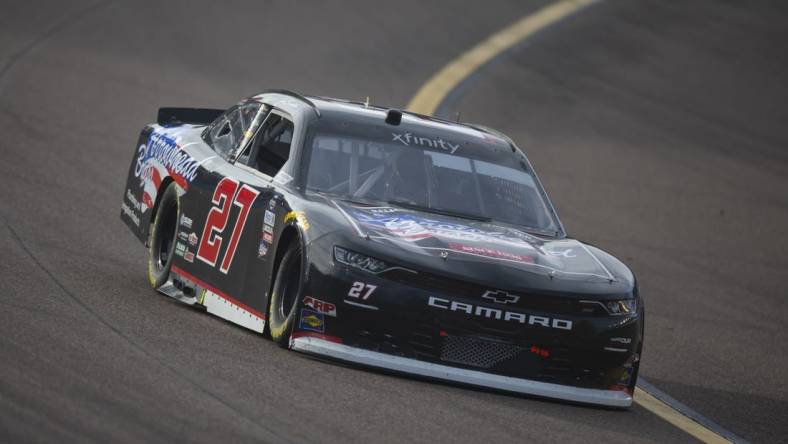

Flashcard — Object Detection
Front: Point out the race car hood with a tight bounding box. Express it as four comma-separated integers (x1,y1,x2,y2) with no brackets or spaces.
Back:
324,199,635,298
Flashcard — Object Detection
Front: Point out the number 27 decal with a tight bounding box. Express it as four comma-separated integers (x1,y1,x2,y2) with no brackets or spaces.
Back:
348,282,377,300
196,177,260,273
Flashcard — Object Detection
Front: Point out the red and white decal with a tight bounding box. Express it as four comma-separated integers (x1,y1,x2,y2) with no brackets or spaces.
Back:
196,177,260,273
219,185,258,273
448,243,534,263
303,296,337,317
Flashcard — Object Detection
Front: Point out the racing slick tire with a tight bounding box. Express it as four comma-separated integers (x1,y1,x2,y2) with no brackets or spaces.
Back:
147,182,179,289
268,243,304,348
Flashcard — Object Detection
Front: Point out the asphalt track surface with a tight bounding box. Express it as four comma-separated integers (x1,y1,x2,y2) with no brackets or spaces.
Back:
0,1,786,443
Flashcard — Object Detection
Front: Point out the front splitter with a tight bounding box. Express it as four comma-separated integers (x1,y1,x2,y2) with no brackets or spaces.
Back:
291,336,632,408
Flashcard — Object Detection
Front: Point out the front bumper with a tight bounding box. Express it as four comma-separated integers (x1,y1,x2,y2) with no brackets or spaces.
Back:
292,335,633,407
298,241,642,407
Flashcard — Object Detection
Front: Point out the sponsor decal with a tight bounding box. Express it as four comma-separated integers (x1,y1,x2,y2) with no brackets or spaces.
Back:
134,131,199,189
337,202,615,280
178,231,189,242
257,241,268,258
346,205,537,245
481,290,519,305
263,224,274,234
268,199,276,210
121,201,140,226
125,189,143,212
302,296,337,317
284,211,310,231
427,296,572,330
188,232,198,246
615,365,634,387
263,232,273,243
449,243,534,263
264,210,275,226
392,132,460,154
183,250,195,263
299,309,324,333
611,354,637,392
180,214,193,229
174,242,186,257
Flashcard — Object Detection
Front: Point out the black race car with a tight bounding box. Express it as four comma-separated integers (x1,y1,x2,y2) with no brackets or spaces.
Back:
120,90,642,407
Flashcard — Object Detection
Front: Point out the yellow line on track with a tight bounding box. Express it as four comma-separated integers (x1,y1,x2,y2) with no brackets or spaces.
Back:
635,388,729,443
406,0,597,115
405,1,734,442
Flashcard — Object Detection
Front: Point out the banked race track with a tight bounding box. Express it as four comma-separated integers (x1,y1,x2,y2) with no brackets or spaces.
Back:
1,1,786,443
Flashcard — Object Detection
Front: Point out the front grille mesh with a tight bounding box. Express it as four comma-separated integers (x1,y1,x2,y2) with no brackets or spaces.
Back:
440,336,524,369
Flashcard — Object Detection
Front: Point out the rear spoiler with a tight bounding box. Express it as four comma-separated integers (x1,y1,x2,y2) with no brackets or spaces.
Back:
156,107,224,126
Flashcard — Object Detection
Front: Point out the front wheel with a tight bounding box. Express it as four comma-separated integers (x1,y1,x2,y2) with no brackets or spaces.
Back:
267,243,304,347
147,183,179,288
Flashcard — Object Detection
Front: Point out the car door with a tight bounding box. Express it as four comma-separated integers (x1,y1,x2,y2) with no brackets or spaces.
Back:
174,102,300,318
224,108,300,311
172,102,271,301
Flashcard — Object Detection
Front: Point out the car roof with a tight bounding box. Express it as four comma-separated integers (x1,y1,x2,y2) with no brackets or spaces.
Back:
251,90,512,147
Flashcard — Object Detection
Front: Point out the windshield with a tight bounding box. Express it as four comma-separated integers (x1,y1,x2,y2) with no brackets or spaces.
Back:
305,119,560,234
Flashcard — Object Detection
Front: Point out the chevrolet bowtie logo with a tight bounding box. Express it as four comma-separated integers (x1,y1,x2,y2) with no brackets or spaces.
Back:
481,290,519,304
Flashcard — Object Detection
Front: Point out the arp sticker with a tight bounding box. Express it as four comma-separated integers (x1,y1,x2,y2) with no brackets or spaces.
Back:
299,309,324,333
303,296,336,317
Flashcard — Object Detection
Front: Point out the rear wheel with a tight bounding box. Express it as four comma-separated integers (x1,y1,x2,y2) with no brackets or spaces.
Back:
267,243,303,347
147,183,179,288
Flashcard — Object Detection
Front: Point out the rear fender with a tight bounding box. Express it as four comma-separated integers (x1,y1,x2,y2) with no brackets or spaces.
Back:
120,125,189,244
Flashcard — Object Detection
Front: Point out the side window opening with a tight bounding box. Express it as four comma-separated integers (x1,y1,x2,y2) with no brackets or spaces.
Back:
240,113,294,178
210,117,235,158
205,103,263,160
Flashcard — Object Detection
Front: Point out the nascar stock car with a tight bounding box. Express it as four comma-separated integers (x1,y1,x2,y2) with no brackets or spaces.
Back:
120,90,643,407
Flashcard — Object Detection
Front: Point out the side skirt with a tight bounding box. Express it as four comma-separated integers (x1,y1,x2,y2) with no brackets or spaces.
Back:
157,265,266,334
